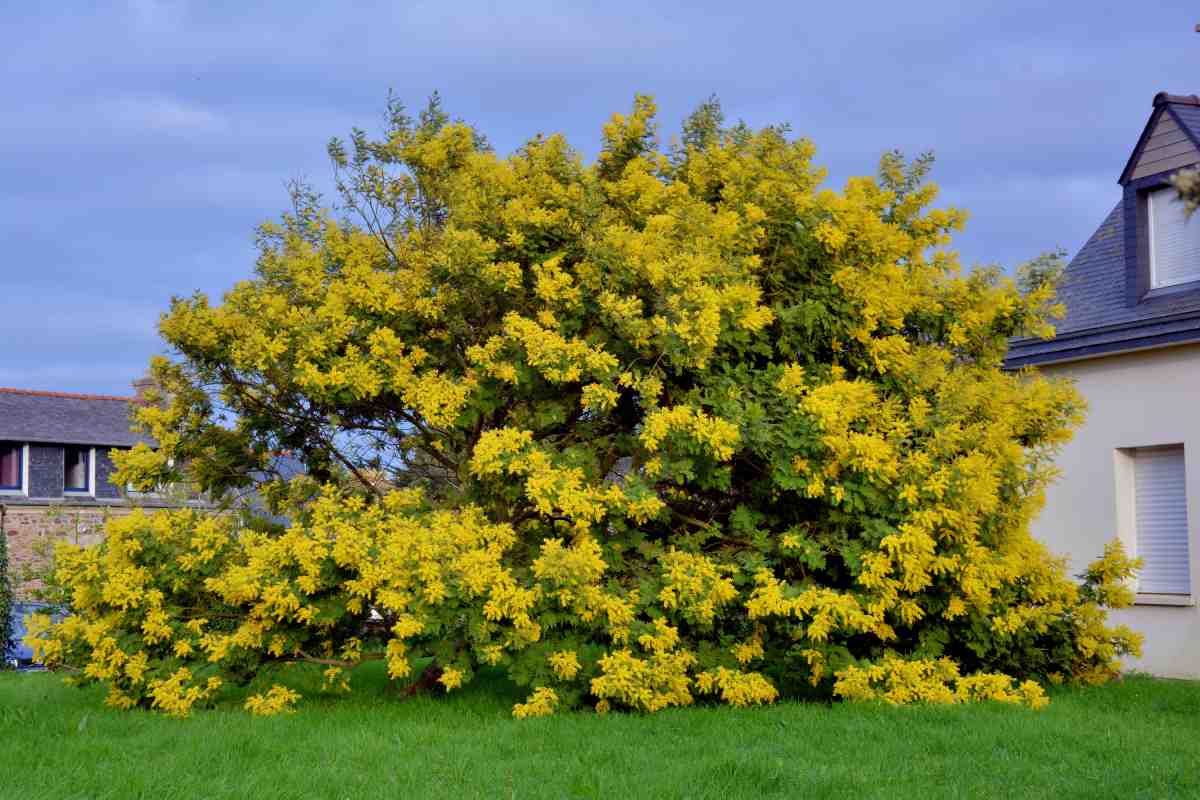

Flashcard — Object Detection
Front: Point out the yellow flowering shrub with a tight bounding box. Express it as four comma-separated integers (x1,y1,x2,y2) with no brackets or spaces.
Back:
28,94,1141,717
832,655,1050,709
245,684,301,716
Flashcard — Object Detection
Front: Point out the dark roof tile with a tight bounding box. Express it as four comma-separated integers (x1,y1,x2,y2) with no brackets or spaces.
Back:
1008,93,1200,367
0,388,152,447
1008,200,1200,366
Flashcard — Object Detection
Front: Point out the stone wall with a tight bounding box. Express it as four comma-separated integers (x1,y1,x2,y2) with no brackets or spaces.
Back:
2,504,128,600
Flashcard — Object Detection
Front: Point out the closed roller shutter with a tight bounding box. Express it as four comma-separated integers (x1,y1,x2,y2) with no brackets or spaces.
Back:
1149,187,1200,289
1133,445,1192,595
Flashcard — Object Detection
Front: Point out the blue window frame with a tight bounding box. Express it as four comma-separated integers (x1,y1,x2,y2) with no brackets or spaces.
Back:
64,446,90,493
0,442,21,491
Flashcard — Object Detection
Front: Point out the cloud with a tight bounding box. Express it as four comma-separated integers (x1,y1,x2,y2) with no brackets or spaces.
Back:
0,296,166,395
0,363,155,395
937,170,1120,270
124,0,186,31
0,93,232,153
103,93,229,134
3,0,1198,396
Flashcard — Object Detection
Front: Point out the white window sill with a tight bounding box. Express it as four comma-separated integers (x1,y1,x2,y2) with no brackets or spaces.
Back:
1135,593,1195,607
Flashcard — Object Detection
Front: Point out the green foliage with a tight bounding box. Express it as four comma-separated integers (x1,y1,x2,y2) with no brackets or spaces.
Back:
0,511,13,666
30,94,1141,716
1172,167,1200,216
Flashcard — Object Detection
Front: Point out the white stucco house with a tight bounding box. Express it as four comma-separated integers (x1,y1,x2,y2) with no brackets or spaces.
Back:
1007,91,1200,679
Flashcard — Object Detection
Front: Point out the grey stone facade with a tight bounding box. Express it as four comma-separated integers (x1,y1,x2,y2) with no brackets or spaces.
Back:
19,444,127,500
96,448,121,499
28,445,64,498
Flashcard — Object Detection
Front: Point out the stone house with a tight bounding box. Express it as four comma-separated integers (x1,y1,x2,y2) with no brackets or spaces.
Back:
1008,91,1200,678
0,384,160,599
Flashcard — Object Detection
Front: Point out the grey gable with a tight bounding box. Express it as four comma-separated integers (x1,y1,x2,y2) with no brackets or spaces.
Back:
1118,96,1200,185
0,389,152,447
1008,93,1200,368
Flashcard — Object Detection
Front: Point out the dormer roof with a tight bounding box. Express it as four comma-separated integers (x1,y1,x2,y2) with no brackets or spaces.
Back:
1118,93,1200,186
1008,91,1200,368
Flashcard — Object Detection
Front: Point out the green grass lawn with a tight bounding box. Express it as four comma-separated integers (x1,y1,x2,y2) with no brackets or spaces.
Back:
1,666,1198,800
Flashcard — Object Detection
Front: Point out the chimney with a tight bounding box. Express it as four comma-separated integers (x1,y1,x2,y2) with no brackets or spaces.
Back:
132,371,157,402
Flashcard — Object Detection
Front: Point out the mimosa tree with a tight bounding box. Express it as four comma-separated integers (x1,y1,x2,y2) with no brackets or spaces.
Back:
27,95,1141,717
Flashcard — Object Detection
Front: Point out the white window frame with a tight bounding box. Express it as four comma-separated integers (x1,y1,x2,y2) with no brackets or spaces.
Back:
1114,444,1195,605
0,443,29,497
63,445,96,498
1149,188,1160,287
1147,186,1200,290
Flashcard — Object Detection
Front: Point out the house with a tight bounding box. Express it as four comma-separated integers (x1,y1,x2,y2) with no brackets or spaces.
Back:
0,380,301,665
1007,91,1200,679
0,383,166,661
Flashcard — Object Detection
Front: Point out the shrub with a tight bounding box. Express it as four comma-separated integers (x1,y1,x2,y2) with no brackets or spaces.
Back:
26,95,1142,716
0,510,13,666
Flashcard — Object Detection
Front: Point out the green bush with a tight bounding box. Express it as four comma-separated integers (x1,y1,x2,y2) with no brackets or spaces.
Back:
0,511,15,666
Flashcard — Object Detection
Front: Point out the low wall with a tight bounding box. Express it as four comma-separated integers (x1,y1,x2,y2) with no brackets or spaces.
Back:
2,504,125,601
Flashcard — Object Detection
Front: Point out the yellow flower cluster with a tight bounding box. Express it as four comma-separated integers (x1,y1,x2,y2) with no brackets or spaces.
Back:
694,668,779,707
513,687,559,719
244,685,301,716
590,646,696,713
438,667,465,690
541,651,577,681
657,550,738,626
640,405,740,461
472,429,665,530
501,313,618,384
833,655,1048,709
149,668,224,718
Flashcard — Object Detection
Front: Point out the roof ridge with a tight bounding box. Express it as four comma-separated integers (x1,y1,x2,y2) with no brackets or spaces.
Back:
1153,92,1200,108
0,387,137,402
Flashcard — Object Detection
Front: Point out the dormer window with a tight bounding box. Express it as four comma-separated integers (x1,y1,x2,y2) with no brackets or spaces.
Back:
64,445,92,493
1117,93,1200,305
0,442,23,491
1009,90,1200,367
1147,185,1200,289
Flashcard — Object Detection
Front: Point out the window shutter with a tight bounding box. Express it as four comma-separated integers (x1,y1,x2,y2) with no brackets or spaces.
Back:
1149,187,1200,288
1133,446,1192,595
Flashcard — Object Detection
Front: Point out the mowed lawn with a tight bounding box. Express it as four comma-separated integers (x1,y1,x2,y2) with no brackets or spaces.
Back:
2,666,1198,800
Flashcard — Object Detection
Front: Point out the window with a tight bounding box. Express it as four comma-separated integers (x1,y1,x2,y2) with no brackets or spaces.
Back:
1148,186,1200,289
64,446,91,493
0,443,21,491
125,452,174,497
1132,445,1192,595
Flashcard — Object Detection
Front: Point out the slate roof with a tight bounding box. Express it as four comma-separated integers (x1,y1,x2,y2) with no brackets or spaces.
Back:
0,388,152,447
1174,102,1200,148
1007,93,1200,368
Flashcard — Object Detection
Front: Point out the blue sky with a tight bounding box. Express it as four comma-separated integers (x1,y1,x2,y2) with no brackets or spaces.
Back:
3,1,1198,396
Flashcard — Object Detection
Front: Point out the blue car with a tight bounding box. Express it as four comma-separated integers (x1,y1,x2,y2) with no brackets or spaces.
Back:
5,602,61,669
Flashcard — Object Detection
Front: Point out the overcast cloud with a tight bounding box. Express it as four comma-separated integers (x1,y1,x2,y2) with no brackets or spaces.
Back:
2,1,1198,394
